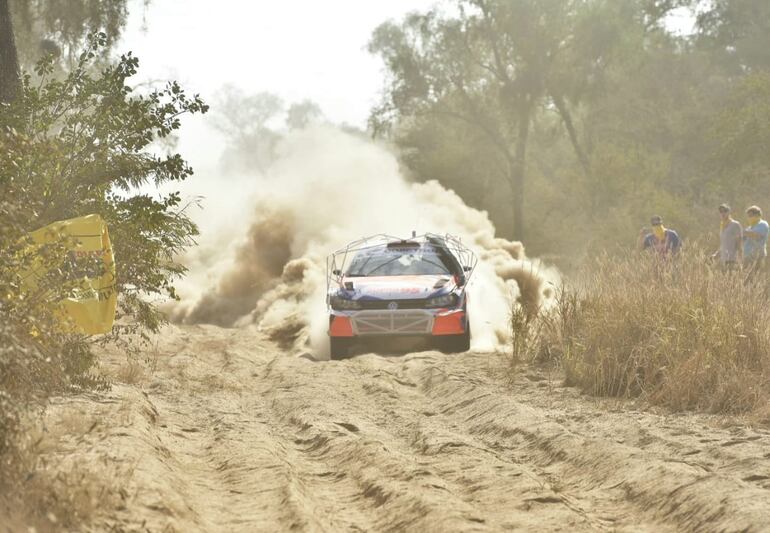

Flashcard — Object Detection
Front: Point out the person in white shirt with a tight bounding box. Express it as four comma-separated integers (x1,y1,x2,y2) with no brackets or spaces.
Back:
713,204,743,272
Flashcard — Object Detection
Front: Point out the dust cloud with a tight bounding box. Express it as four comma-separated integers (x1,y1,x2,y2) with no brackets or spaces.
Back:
168,125,558,358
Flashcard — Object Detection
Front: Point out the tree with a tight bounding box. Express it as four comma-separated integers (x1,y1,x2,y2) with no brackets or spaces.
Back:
0,0,20,104
210,85,284,173
1,31,205,471
9,0,139,67
370,0,624,241
211,88,326,172
1,33,208,335
286,99,322,130
696,0,770,72
369,0,744,256
709,71,770,187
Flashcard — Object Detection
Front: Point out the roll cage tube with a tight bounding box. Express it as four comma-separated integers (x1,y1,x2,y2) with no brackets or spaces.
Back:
325,233,479,308
427,235,466,285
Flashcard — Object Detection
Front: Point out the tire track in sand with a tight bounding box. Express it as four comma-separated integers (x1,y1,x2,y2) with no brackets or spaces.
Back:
78,325,770,531
258,352,665,532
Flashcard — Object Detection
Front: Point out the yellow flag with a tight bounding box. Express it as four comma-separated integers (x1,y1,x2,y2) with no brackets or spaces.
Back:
25,214,117,335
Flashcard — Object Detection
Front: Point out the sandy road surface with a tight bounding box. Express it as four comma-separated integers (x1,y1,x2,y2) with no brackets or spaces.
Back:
29,324,770,532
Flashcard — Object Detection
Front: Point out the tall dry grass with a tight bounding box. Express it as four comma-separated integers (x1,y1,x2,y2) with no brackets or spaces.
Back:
535,249,770,415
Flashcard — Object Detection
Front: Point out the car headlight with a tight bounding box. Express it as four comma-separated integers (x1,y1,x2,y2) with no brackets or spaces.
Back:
330,295,362,310
425,293,458,308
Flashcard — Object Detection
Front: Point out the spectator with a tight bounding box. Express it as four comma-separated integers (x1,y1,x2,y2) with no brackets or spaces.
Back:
743,205,768,282
638,215,681,258
713,204,743,272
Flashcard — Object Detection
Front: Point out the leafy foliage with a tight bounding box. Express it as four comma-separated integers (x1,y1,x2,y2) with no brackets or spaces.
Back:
10,0,139,66
696,0,770,71
210,85,284,173
209,85,325,173
0,33,206,472
370,0,770,260
2,33,208,334
711,72,770,181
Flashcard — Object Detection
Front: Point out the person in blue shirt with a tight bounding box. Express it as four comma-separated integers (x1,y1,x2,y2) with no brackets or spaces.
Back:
638,215,682,258
743,205,768,282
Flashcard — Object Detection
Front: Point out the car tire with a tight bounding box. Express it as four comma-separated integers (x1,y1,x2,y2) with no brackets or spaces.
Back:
330,337,353,360
437,325,471,354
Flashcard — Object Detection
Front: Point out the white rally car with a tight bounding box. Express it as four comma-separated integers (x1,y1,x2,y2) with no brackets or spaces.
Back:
326,233,477,359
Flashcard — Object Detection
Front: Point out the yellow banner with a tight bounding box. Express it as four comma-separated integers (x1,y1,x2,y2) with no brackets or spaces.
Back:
25,214,117,335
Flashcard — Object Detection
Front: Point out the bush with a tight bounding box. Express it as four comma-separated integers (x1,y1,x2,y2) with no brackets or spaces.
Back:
0,33,206,496
0,206,100,484
539,249,770,414
1,33,207,336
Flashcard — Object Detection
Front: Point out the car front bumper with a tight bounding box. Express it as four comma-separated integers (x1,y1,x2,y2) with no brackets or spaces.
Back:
329,308,467,338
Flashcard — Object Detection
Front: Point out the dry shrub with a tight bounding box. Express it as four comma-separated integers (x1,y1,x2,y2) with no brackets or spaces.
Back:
510,304,533,366
114,360,147,385
508,282,578,368
2,445,126,530
541,249,770,414
0,264,105,498
0,408,129,530
531,286,581,365
507,264,560,368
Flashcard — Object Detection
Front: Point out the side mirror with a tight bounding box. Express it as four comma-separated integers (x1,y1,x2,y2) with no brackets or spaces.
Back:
332,269,342,276
463,266,472,272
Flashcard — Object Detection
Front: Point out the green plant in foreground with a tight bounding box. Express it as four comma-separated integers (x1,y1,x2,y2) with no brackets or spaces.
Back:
2,33,208,336
0,33,206,494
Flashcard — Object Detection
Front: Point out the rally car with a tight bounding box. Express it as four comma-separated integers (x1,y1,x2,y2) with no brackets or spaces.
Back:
326,233,477,359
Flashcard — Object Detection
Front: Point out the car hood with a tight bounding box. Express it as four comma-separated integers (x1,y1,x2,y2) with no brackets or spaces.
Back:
340,275,456,300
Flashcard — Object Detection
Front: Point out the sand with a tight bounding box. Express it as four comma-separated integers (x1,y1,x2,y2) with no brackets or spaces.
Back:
12,324,770,532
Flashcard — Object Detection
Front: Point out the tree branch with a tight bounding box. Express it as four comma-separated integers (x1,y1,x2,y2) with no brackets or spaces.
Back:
551,91,592,180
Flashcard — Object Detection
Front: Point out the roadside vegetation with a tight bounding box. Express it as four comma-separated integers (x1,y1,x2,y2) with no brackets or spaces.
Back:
2,0,770,525
523,251,770,417
370,0,770,260
370,0,770,417
0,1,206,525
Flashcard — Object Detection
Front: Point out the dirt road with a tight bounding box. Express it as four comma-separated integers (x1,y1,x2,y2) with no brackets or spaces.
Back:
30,324,770,532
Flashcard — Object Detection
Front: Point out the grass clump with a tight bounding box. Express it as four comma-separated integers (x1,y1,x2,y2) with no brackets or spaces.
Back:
538,249,770,415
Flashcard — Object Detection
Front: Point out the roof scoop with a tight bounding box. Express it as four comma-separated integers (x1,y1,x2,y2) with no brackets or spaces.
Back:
344,281,355,291
433,278,450,289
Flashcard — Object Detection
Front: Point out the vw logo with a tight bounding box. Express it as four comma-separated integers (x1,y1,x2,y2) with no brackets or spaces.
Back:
387,301,399,310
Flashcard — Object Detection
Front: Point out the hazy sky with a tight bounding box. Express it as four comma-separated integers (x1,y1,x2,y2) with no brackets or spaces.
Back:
118,0,695,170
119,0,437,130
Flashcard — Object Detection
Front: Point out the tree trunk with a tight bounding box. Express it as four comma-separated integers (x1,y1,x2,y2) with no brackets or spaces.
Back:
0,0,21,104
552,92,591,181
510,98,531,242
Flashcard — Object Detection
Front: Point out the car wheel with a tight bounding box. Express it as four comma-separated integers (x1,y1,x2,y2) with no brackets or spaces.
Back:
437,325,471,354
330,337,353,360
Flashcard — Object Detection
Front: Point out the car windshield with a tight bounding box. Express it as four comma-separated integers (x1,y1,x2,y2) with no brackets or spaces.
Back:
346,246,451,277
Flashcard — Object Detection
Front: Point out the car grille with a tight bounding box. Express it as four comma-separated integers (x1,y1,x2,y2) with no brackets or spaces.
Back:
357,298,428,310
351,310,433,335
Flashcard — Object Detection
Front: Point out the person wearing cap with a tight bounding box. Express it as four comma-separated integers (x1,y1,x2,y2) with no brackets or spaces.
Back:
638,215,681,258
743,205,768,282
712,204,743,271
